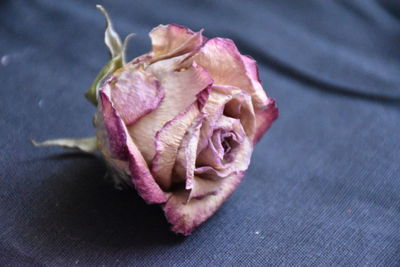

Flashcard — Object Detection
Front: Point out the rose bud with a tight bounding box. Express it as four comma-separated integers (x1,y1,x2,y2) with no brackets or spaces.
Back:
34,5,278,235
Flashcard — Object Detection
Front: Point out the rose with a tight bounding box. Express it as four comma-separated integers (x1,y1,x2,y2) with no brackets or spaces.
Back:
35,6,278,235
95,23,278,235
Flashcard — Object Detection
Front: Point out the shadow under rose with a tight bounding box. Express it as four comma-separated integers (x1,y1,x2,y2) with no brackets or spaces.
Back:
27,153,184,253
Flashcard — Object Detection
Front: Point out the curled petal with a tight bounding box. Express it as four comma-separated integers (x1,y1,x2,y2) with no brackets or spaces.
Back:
254,98,279,144
198,85,255,153
195,137,252,179
151,104,202,190
128,62,213,162
195,133,222,169
215,116,246,143
98,91,129,160
196,116,245,169
173,113,204,190
241,55,261,83
150,24,205,62
194,38,269,109
106,66,164,126
163,171,245,235
189,176,221,201
99,90,167,203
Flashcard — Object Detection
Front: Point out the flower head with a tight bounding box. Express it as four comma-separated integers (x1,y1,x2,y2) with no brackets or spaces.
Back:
35,6,278,235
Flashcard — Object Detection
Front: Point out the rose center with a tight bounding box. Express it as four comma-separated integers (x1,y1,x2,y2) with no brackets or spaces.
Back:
219,132,239,162
221,135,233,153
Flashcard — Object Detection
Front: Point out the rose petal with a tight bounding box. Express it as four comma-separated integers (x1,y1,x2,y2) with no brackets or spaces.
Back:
194,38,269,109
241,55,261,83
106,66,164,125
196,116,246,169
98,89,129,160
151,104,202,190
149,24,205,62
188,176,221,200
99,90,167,203
172,113,204,189
165,110,221,202
253,98,279,144
195,137,252,179
215,85,256,138
197,85,255,153
195,132,222,170
163,171,245,235
128,62,212,163
215,116,246,143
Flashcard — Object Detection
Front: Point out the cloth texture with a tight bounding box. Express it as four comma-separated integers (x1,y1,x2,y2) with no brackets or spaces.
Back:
1,0,400,265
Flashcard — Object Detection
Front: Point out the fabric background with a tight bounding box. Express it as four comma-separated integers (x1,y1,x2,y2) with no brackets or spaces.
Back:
1,0,400,265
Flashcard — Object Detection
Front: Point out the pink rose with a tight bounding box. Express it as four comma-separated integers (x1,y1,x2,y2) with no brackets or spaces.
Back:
35,6,278,235
96,23,278,235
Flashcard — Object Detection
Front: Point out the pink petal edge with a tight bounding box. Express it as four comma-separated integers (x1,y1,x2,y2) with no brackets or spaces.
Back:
100,90,168,204
253,98,278,144
108,67,165,126
163,171,245,235
194,37,269,109
149,64,213,189
149,24,206,62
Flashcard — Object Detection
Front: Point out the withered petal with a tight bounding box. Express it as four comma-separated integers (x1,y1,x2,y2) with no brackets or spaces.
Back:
150,24,205,62
254,98,279,144
173,113,204,190
194,38,269,109
99,90,168,204
163,171,245,235
107,67,164,126
128,62,213,163
151,104,201,190
195,137,252,179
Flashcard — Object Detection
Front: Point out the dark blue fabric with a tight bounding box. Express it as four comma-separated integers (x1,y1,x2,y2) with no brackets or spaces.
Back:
1,0,400,265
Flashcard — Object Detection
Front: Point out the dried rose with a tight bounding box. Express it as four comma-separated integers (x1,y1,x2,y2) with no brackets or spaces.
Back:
35,5,278,235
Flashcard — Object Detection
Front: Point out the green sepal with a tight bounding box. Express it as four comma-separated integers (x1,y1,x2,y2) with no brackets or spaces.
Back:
32,137,97,153
85,54,123,105
85,5,134,106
